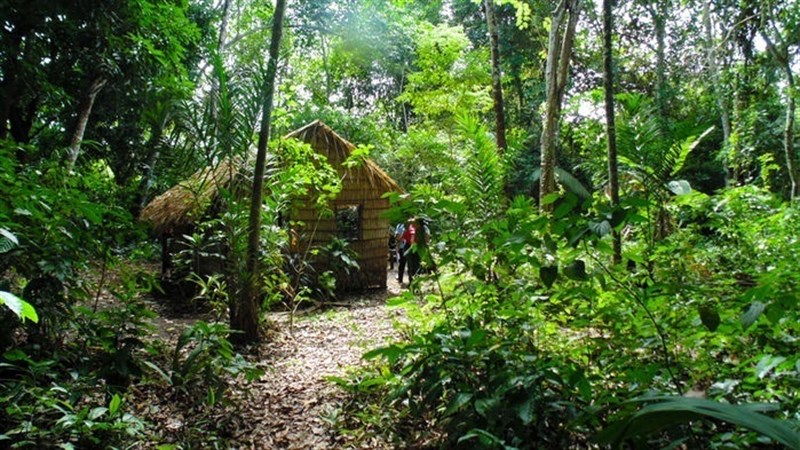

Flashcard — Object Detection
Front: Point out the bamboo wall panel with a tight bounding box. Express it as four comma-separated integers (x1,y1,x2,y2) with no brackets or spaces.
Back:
362,209,386,220
362,228,390,241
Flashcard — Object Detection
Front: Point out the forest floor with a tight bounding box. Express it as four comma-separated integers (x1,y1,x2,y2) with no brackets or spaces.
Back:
138,266,407,449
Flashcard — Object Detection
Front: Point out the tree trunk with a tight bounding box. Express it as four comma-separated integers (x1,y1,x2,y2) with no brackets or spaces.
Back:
218,0,232,50
758,12,798,200
398,70,410,132
784,71,797,200
730,0,757,185
1,25,33,144
210,0,232,124
66,76,107,172
651,0,668,121
703,1,732,152
539,0,580,210
603,0,621,264
485,0,507,151
513,70,525,121
539,3,566,209
135,125,164,214
783,78,800,201
233,0,287,345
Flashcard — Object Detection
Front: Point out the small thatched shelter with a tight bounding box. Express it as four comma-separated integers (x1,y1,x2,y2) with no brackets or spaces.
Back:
140,120,402,292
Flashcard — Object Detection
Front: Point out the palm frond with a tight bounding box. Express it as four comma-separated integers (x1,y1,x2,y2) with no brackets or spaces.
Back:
669,126,715,177
457,114,505,216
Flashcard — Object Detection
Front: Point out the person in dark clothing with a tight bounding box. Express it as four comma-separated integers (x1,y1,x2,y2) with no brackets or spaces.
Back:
395,219,414,283
397,217,431,284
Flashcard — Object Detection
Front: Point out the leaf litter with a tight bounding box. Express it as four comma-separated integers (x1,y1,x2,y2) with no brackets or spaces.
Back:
140,272,406,449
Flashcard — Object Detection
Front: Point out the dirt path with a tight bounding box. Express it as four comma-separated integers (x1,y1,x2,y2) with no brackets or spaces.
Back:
91,262,410,448
237,275,404,449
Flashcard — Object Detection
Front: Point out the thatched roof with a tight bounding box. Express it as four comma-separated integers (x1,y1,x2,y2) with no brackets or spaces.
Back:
286,120,402,193
140,120,402,235
140,158,241,235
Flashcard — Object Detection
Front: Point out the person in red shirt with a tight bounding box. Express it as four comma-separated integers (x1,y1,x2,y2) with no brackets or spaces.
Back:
395,219,416,284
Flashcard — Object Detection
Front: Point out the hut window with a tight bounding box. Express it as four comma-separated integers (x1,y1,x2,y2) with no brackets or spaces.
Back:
335,204,361,241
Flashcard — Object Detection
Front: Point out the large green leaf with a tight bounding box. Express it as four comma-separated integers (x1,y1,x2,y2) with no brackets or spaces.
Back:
363,344,407,364
564,259,588,281
671,126,715,176
0,291,39,323
596,396,800,449
540,266,558,289
741,301,766,329
698,304,721,332
667,180,692,196
531,167,592,199
0,228,17,254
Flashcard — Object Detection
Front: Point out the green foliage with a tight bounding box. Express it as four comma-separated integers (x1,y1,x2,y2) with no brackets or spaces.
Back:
615,93,713,199
0,291,38,324
340,177,800,449
0,230,38,323
458,114,505,218
145,321,263,407
399,22,491,123
365,325,585,449
0,142,143,350
3,0,800,447
597,396,800,449
0,350,146,448
0,272,156,448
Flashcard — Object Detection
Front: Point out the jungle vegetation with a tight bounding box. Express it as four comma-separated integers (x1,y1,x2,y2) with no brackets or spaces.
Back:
1,0,799,448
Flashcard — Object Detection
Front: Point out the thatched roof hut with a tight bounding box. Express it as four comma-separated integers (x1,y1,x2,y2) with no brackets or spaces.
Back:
140,120,402,291
140,158,243,236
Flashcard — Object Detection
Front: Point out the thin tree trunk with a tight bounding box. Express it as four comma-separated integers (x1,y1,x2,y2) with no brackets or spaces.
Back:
703,1,732,154
539,2,566,208
399,70,409,132
758,12,798,200
66,76,107,172
539,0,580,210
556,1,579,102
485,0,507,151
218,0,232,50
513,70,525,121
784,72,797,200
703,0,731,141
731,0,757,185
603,0,621,264
233,0,287,345
210,0,232,124
135,126,164,213
651,0,668,121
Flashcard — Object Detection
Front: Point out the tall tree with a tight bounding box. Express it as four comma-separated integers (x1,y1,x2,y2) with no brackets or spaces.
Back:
66,76,107,172
233,0,288,344
645,0,670,122
484,0,507,151
603,0,621,263
539,0,580,209
703,0,732,177
758,0,798,200
729,0,759,184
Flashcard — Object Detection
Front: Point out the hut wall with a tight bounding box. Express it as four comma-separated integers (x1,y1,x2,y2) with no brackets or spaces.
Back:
291,187,390,291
